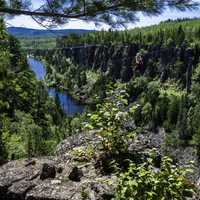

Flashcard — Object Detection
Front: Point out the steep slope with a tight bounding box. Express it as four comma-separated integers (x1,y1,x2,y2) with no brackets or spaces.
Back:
31,18,200,104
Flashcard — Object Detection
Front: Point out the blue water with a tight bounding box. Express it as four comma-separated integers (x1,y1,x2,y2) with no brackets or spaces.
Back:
28,58,46,80
28,57,84,116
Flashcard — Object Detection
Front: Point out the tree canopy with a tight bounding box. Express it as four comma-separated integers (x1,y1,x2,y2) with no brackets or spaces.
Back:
0,0,199,27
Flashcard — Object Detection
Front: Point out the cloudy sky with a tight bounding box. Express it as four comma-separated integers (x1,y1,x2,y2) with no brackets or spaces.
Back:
6,0,200,30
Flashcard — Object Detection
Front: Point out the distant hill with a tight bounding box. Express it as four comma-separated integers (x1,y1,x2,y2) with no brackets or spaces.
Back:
7,27,94,38
57,18,200,46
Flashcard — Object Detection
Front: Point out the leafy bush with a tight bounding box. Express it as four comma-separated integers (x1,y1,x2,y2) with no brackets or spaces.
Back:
85,83,135,154
146,81,160,106
114,156,196,200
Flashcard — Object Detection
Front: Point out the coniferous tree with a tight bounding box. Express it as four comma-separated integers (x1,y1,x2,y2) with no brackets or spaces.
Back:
177,25,186,45
0,0,198,28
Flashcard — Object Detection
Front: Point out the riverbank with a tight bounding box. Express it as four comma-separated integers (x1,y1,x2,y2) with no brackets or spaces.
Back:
28,57,85,116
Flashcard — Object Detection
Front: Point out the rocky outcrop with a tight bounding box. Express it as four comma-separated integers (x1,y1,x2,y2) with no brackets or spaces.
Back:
29,44,138,81
40,163,56,180
0,129,199,200
29,44,200,83
0,131,117,200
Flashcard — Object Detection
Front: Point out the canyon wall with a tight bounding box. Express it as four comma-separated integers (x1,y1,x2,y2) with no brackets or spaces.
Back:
29,43,199,85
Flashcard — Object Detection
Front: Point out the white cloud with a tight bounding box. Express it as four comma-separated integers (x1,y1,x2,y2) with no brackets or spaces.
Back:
131,8,200,29
6,2,200,30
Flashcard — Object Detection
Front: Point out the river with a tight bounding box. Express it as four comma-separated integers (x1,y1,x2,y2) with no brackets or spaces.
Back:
27,57,85,116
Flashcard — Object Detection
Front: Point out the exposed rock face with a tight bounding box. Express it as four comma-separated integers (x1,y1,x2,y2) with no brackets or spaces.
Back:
40,163,56,180
0,131,116,200
0,129,199,200
68,167,83,182
30,44,199,83
30,45,138,76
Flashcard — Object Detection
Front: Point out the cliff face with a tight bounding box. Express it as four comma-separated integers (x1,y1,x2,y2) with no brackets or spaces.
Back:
30,44,138,71
0,129,200,200
30,43,199,84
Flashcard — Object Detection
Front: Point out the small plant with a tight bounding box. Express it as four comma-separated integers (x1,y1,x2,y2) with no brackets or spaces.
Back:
113,156,196,200
81,187,89,200
84,83,135,155
71,145,95,161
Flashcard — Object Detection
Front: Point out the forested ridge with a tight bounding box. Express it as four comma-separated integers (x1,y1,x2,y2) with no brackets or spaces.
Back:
58,18,200,46
1,18,200,199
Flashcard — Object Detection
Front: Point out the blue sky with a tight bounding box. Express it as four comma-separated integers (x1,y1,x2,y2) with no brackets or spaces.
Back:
6,0,200,30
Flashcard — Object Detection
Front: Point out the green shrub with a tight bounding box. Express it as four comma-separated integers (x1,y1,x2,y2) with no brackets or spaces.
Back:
141,102,153,124
146,81,160,106
114,156,196,200
84,83,135,154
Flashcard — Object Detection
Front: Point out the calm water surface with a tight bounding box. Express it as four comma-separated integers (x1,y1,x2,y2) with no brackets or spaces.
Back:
28,57,84,115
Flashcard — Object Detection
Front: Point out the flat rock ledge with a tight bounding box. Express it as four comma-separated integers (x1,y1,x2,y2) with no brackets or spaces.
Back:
0,132,117,200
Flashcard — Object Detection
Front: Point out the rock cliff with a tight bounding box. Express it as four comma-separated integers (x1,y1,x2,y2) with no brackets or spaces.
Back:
30,43,199,83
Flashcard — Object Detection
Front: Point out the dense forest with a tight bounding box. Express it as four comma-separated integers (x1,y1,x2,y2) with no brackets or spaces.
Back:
1,17,200,199
0,19,68,162
53,19,200,144
19,36,57,49
58,18,200,46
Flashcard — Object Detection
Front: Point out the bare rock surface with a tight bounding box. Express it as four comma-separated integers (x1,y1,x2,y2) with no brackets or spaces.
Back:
0,131,116,200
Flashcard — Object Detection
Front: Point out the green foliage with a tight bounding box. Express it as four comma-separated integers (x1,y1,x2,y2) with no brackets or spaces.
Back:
126,79,184,133
141,102,153,123
1,0,197,27
146,81,160,106
0,19,66,161
85,83,135,154
192,63,200,84
127,77,148,99
165,95,180,130
187,102,200,146
2,111,43,159
20,37,57,49
43,54,108,104
114,156,196,200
